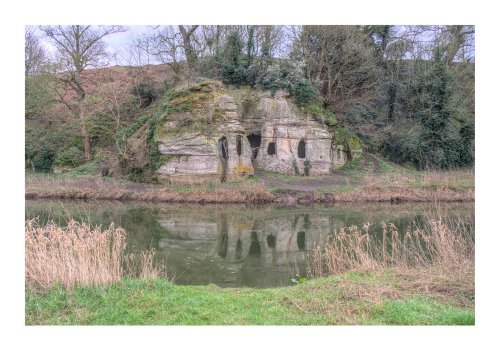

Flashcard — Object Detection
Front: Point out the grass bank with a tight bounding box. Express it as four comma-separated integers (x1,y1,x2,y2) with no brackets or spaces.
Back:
25,164,474,204
25,218,474,325
25,270,474,325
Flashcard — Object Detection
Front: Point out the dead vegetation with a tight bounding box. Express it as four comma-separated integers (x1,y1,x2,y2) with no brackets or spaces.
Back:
304,217,474,310
25,173,473,204
25,219,166,292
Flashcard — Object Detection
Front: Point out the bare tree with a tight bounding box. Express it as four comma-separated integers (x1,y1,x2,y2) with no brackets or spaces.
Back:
25,26,47,77
40,25,126,160
178,25,199,69
256,25,287,58
128,33,154,67
146,26,184,74
294,26,381,113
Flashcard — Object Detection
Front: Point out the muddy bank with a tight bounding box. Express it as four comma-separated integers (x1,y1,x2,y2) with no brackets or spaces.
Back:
25,186,474,204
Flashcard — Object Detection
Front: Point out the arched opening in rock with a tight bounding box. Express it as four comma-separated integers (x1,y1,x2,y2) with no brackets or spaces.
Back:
248,231,261,257
247,133,261,160
298,140,306,159
219,137,229,160
337,148,341,161
267,234,276,248
267,142,276,156
236,135,242,156
297,231,305,250
218,136,229,182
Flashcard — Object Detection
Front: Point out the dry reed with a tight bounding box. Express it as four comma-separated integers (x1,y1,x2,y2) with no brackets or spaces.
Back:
25,219,165,291
307,218,474,280
25,176,275,204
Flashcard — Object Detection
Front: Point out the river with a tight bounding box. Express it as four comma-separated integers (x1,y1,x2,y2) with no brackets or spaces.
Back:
25,200,474,288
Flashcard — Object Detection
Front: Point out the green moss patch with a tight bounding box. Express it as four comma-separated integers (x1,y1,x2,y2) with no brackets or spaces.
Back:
157,80,227,137
334,126,362,150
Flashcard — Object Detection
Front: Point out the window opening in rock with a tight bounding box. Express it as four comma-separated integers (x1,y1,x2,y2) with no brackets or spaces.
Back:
298,140,306,159
219,137,229,160
236,135,242,156
247,133,261,160
267,142,276,156
219,136,229,182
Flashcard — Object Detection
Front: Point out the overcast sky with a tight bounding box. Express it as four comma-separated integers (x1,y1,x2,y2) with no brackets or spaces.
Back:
102,25,154,65
33,25,475,67
34,25,155,66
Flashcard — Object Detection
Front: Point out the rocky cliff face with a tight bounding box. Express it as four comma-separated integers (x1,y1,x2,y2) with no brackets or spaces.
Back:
151,81,359,183
230,90,347,175
155,83,253,184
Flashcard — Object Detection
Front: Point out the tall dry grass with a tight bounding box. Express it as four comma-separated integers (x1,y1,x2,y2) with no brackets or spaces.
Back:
307,218,474,281
25,219,165,291
25,175,275,204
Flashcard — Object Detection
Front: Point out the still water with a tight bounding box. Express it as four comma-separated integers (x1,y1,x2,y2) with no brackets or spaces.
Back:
25,200,474,288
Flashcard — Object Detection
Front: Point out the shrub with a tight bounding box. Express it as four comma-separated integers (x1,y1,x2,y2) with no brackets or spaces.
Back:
30,148,55,172
221,63,247,86
334,127,362,150
258,60,317,105
293,79,318,106
304,160,311,176
53,146,85,168
246,61,269,86
302,103,337,126
131,83,157,108
220,32,247,86
259,60,304,93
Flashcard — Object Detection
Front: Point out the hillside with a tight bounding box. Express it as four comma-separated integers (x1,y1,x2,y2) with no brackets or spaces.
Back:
25,64,363,184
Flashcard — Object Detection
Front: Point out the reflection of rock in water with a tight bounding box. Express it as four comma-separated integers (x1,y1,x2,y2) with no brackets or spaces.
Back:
297,231,305,250
248,231,261,257
218,233,228,258
267,234,276,248
235,239,242,260
155,210,378,287
26,200,475,287
217,216,229,258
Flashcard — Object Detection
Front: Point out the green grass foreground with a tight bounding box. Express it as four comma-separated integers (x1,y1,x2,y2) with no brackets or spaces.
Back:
25,271,474,325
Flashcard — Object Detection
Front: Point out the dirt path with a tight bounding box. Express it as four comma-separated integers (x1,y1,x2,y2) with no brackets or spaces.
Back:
254,154,385,192
254,169,358,192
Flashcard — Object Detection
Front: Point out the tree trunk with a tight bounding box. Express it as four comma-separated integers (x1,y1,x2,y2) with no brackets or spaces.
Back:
78,98,92,160
178,25,199,70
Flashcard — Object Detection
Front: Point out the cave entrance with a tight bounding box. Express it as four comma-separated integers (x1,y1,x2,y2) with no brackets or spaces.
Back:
218,136,229,182
247,133,261,160
298,140,306,159
236,135,242,156
267,142,276,156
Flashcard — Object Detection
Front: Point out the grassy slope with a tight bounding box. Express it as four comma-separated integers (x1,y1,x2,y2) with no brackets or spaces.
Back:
26,271,474,326
25,153,474,204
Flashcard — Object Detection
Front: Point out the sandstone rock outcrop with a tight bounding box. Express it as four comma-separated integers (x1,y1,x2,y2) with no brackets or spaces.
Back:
155,84,253,183
231,89,349,175
151,80,361,183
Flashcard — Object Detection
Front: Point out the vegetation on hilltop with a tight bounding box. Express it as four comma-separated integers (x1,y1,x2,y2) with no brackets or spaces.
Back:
25,25,475,180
